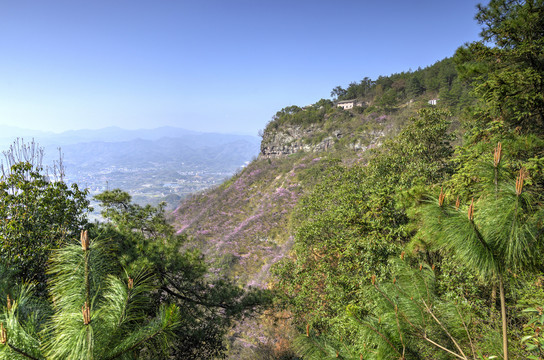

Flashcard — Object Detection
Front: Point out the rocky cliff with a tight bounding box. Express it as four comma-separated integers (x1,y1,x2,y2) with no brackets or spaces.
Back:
259,114,391,158
259,124,341,158
171,107,413,357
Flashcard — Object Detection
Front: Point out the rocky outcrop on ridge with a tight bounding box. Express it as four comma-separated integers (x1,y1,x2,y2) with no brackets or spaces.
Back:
259,124,343,158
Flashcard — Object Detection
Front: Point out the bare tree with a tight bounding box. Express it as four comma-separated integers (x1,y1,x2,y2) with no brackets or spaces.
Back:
0,138,65,181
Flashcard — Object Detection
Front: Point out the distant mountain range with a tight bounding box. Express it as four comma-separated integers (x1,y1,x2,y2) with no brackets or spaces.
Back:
53,136,259,170
0,125,261,208
0,125,259,161
0,125,256,147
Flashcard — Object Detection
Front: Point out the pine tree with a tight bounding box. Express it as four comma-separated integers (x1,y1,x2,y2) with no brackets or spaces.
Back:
292,259,486,360
421,144,543,360
0,231,180,359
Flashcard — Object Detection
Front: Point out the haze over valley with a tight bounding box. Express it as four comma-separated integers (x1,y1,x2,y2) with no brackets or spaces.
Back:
0,125,260,210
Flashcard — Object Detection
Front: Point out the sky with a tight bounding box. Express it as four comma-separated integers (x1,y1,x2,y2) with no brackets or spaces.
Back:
0,0,483,136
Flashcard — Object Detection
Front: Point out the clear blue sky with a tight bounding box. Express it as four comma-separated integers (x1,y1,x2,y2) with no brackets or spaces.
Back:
0,0,483,135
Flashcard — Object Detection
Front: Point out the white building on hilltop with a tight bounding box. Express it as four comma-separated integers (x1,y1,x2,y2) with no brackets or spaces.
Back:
336,99,356,110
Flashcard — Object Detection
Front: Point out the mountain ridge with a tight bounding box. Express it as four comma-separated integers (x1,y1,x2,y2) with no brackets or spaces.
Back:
0,125,259,147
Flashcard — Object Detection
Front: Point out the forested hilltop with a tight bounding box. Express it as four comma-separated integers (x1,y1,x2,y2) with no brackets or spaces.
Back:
0,1,543,359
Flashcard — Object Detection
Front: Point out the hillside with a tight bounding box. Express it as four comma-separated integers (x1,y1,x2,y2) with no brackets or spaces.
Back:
2,1,543,359
172,110,402,286
171,68,463,356
171,115,397,357
173,3,544,356
172,57,466,288
172,26,544,359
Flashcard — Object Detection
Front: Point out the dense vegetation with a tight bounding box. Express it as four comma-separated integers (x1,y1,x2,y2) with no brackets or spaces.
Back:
272,1,544,359
264,56,474,136
1,1,543,359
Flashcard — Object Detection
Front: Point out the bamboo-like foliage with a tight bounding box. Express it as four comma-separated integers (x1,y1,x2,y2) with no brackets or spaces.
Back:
0,236,180,359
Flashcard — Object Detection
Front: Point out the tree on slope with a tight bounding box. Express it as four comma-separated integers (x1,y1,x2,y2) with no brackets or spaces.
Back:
0,140,90,294
422,144,543,359
455,0,544,136
94,190,270,359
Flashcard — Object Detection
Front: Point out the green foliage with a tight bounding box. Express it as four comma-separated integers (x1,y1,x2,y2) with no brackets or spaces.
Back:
455,0,544,135
94,189,175,251
272,106,459,354
289,260,499,360
420,141,544,359
351,260,487,360
0,162,90,291
406,76,424,99
521,307,544,359
376,88,398,113
0,237,180,360
95,190,271,359
422,182,540,279
367,108,456,188
0,284,45,360
331,58,472,114
447,129,544,202
264,103,336,132
270,3,544,355
291,333,355,359
274,164,408,330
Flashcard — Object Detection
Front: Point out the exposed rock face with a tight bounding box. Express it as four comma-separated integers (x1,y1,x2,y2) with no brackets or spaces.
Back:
259,125,343,158
259,122,388,158
347,129,386,151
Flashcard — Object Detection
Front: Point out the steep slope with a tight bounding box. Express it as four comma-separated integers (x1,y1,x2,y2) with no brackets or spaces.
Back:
172,109,396,286
174,154,331,284
170,109,404,358
171,58,471,356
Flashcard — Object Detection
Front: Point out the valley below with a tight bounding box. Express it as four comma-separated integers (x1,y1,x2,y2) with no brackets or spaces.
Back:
0,126,261,212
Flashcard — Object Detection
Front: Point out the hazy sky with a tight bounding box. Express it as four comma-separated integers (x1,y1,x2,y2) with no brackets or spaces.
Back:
0,0,483,135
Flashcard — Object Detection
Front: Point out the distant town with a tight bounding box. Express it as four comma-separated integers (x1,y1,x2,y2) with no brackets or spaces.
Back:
65,161,250,213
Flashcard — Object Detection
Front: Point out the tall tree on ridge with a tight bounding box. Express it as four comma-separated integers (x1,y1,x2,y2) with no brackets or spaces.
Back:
455,0,544,136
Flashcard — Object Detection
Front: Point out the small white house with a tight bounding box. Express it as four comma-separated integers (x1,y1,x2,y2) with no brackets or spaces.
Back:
428,99,439,106
336,99,356,110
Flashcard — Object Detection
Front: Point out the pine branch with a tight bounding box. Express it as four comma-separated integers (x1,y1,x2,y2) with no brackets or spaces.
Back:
294,334,333,359
373,283,417,329
454,302,477,360
104,304,179,360
421,334,467,360
352,316,403,358
421,299,468,359
6,342,41,360
394,305,406,359
104,326,166,360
